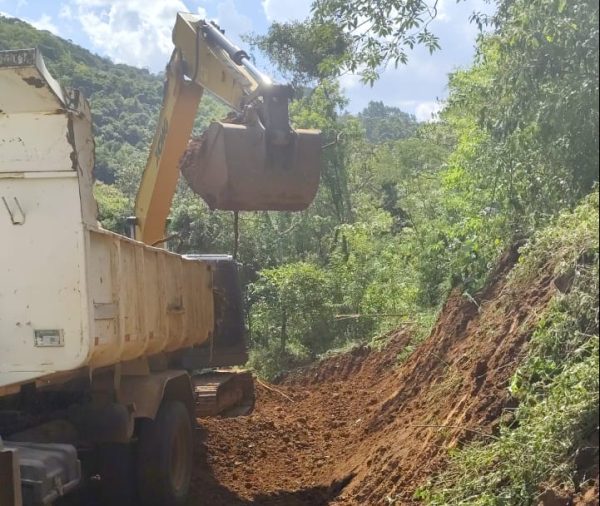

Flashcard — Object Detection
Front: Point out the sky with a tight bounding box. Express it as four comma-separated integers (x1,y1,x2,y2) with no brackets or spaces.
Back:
0,0,493,121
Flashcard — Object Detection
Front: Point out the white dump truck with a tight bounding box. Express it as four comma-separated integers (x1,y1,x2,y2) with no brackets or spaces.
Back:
0,13,321,506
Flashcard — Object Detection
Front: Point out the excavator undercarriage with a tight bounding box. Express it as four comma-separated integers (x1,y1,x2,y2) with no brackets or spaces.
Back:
193,371,255,417
179,255,256,418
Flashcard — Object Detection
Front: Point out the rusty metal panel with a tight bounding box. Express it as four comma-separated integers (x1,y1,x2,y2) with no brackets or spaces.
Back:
86,230,215,369
163,253,186,353
181,260,211,348
142,249,167,356
88,232,120,368
0,441,22,506
117,370,192,420
0,115,76,173
181,263,196,349
118,241,146,361
0,48,65,115
196,261,214,346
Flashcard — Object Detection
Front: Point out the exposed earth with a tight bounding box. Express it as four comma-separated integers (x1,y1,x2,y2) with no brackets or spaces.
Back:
187,245,599,505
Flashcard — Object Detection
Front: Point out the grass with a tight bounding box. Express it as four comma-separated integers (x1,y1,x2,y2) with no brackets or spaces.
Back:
416,190,599,505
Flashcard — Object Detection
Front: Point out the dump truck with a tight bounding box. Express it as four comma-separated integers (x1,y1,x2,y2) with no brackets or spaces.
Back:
0,13,321,506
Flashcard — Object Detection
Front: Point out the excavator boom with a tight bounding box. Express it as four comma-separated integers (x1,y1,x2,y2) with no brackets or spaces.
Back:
134,13,322,246
134,51,203,246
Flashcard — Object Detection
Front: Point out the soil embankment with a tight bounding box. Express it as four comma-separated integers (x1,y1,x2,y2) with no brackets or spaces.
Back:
188,245,594,505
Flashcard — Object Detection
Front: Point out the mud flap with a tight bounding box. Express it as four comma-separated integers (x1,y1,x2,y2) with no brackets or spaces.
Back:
0,439,22,506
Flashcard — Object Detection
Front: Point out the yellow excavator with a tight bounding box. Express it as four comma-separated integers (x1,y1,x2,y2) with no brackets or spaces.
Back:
133,12,322,247
132,13,322,419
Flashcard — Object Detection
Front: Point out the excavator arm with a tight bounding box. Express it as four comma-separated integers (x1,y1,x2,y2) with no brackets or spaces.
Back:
133,13,321,246
133,50,202,246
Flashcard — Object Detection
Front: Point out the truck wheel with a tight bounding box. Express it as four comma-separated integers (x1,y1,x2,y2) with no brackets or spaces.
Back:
136,401,193,506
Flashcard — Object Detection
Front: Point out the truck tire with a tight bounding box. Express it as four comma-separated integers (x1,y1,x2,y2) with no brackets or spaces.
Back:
136,401,193,506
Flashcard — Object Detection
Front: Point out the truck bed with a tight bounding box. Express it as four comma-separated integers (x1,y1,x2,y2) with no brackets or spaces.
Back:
0,49,214,393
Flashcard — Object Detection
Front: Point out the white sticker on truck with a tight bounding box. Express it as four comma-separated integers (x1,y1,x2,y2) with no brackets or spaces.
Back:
34,329,64,347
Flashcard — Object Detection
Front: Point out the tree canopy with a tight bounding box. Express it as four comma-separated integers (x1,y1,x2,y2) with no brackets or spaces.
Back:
1,0,598,428
1,2,598,498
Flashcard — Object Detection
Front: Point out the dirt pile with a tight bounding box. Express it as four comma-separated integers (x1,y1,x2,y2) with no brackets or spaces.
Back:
188,244,572,505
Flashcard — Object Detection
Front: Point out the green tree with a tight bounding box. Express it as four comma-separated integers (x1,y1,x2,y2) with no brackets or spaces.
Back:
246,19,349,85
311,0,449,83
94,183,131,232
358,101,418,143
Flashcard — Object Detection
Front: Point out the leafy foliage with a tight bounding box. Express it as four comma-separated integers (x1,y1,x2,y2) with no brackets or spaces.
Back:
488,0,599,198
311,0,451,83
420,190,599,505
444,0,599,232
245,20,350,85
357,101,418,143
399,0,600,300
94,182,131,232
247,262,336,378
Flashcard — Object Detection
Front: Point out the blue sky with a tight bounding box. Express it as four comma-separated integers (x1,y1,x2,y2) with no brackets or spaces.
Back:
0,0,493,120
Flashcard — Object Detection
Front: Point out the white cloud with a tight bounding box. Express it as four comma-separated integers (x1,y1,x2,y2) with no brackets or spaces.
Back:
433,0,451,22
59,4,74,20
63,0,251,72
262,0,312,22
339,72,362,91
0,0,26,19
216,0,252,42
27,14,60,35
415,101,443,122
197,6,208,18
70,0,193,71
0,0,26,8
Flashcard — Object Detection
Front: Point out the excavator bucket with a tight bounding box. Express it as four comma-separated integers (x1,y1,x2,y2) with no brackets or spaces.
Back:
180,122,321,211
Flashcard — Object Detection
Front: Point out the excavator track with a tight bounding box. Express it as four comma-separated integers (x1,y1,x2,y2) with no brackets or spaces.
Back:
193,371,255,418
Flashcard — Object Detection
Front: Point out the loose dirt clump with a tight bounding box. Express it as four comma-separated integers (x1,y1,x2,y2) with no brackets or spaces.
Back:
188,244,573,505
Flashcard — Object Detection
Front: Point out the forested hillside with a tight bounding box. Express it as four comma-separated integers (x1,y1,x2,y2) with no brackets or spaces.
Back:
1,0,597,377
1,0,598,502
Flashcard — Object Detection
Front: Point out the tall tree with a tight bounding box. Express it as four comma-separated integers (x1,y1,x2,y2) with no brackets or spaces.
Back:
246,20,349,86
311,0,451,83
358,101,418,143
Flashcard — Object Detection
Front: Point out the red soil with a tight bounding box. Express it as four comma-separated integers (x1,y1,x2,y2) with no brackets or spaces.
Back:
187,244,594,505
